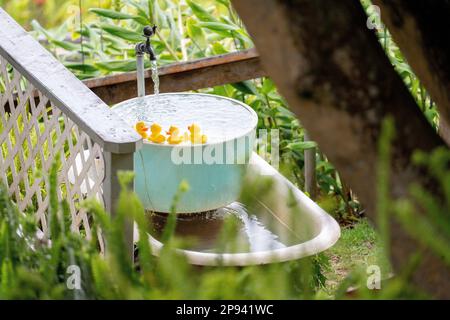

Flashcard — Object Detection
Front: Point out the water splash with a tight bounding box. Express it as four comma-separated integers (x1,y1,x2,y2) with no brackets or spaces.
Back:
226,202,286,251
147,201,287,253
151,60,159,95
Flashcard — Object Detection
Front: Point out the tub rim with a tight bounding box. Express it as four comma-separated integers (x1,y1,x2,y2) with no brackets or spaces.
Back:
112,92,259,148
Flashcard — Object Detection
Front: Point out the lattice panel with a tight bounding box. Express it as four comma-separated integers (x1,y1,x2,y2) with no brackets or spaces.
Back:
0,56,105,241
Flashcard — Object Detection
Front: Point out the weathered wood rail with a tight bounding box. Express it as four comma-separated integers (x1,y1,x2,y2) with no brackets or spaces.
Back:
84,48,265,105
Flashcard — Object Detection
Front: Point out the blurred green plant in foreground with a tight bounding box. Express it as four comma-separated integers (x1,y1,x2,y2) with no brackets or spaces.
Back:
0,162,327,299
0,118,448,299
332,118,450,299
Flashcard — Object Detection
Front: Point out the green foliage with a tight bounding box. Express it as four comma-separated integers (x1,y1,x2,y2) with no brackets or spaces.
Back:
29,0,251,76
0,166,330,299
394,147,450,265
331,118,450,299
0,123,449,299
361,0,439,130
1,0,96,30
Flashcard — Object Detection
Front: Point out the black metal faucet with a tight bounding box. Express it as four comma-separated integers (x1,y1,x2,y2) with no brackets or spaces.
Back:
135,25,157,97
135,25,157,61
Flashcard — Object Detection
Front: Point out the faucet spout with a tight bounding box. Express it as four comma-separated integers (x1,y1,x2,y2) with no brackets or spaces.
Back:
135,25,157,97
136,25,157,60
146,41,156,61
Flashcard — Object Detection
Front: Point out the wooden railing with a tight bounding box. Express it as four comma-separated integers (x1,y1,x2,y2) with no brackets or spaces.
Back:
83,48,265,105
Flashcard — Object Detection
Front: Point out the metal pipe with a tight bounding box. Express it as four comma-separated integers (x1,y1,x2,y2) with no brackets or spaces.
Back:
136,52,145,97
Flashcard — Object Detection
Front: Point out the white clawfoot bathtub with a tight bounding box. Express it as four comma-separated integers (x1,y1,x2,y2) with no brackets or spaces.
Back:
140,153,340,266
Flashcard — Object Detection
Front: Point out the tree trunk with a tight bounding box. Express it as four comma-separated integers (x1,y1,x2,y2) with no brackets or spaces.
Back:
232,0,449,298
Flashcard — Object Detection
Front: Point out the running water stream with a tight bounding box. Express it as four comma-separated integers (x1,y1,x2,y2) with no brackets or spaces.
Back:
151,60,159,95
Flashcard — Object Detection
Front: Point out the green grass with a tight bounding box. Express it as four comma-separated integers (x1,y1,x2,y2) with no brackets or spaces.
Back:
324,219,391,293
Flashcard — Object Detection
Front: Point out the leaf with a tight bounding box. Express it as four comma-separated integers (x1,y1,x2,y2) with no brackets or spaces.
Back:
100,33,129,48
211,42,228,55
198,21,239,32
65,63,98,73
134,15,150,26
50,39,80,51
286,141,318,151
90,8,149,25
53,21,69,41
261,78,275,95
234,29,253,46
89,8,135,20
276,106,295,118
123,0,148,17
30,20,53,40
95,60,145,72
217,0,231,5
319,175,340,195
218,16,252,45
167,9,182,48
99,23,143,42
186,17,207,48
153,0,167,28
186,0,218,22
231,80,259,96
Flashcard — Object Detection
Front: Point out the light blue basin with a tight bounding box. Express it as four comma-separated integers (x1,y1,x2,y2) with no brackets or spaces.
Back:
134,136,255,213
113,93,258,213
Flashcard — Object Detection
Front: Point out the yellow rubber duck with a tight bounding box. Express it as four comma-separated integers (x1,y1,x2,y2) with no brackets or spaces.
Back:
148,123,166,144
188,123,207,144
135,121,149,139
166,126,184,145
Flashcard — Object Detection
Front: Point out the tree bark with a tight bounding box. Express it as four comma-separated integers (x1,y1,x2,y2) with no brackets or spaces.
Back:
372,0,450,145
232,0,449,298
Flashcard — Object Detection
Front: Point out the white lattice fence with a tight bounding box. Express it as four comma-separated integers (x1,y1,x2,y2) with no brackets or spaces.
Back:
0,8,141,257
0,56,104,240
